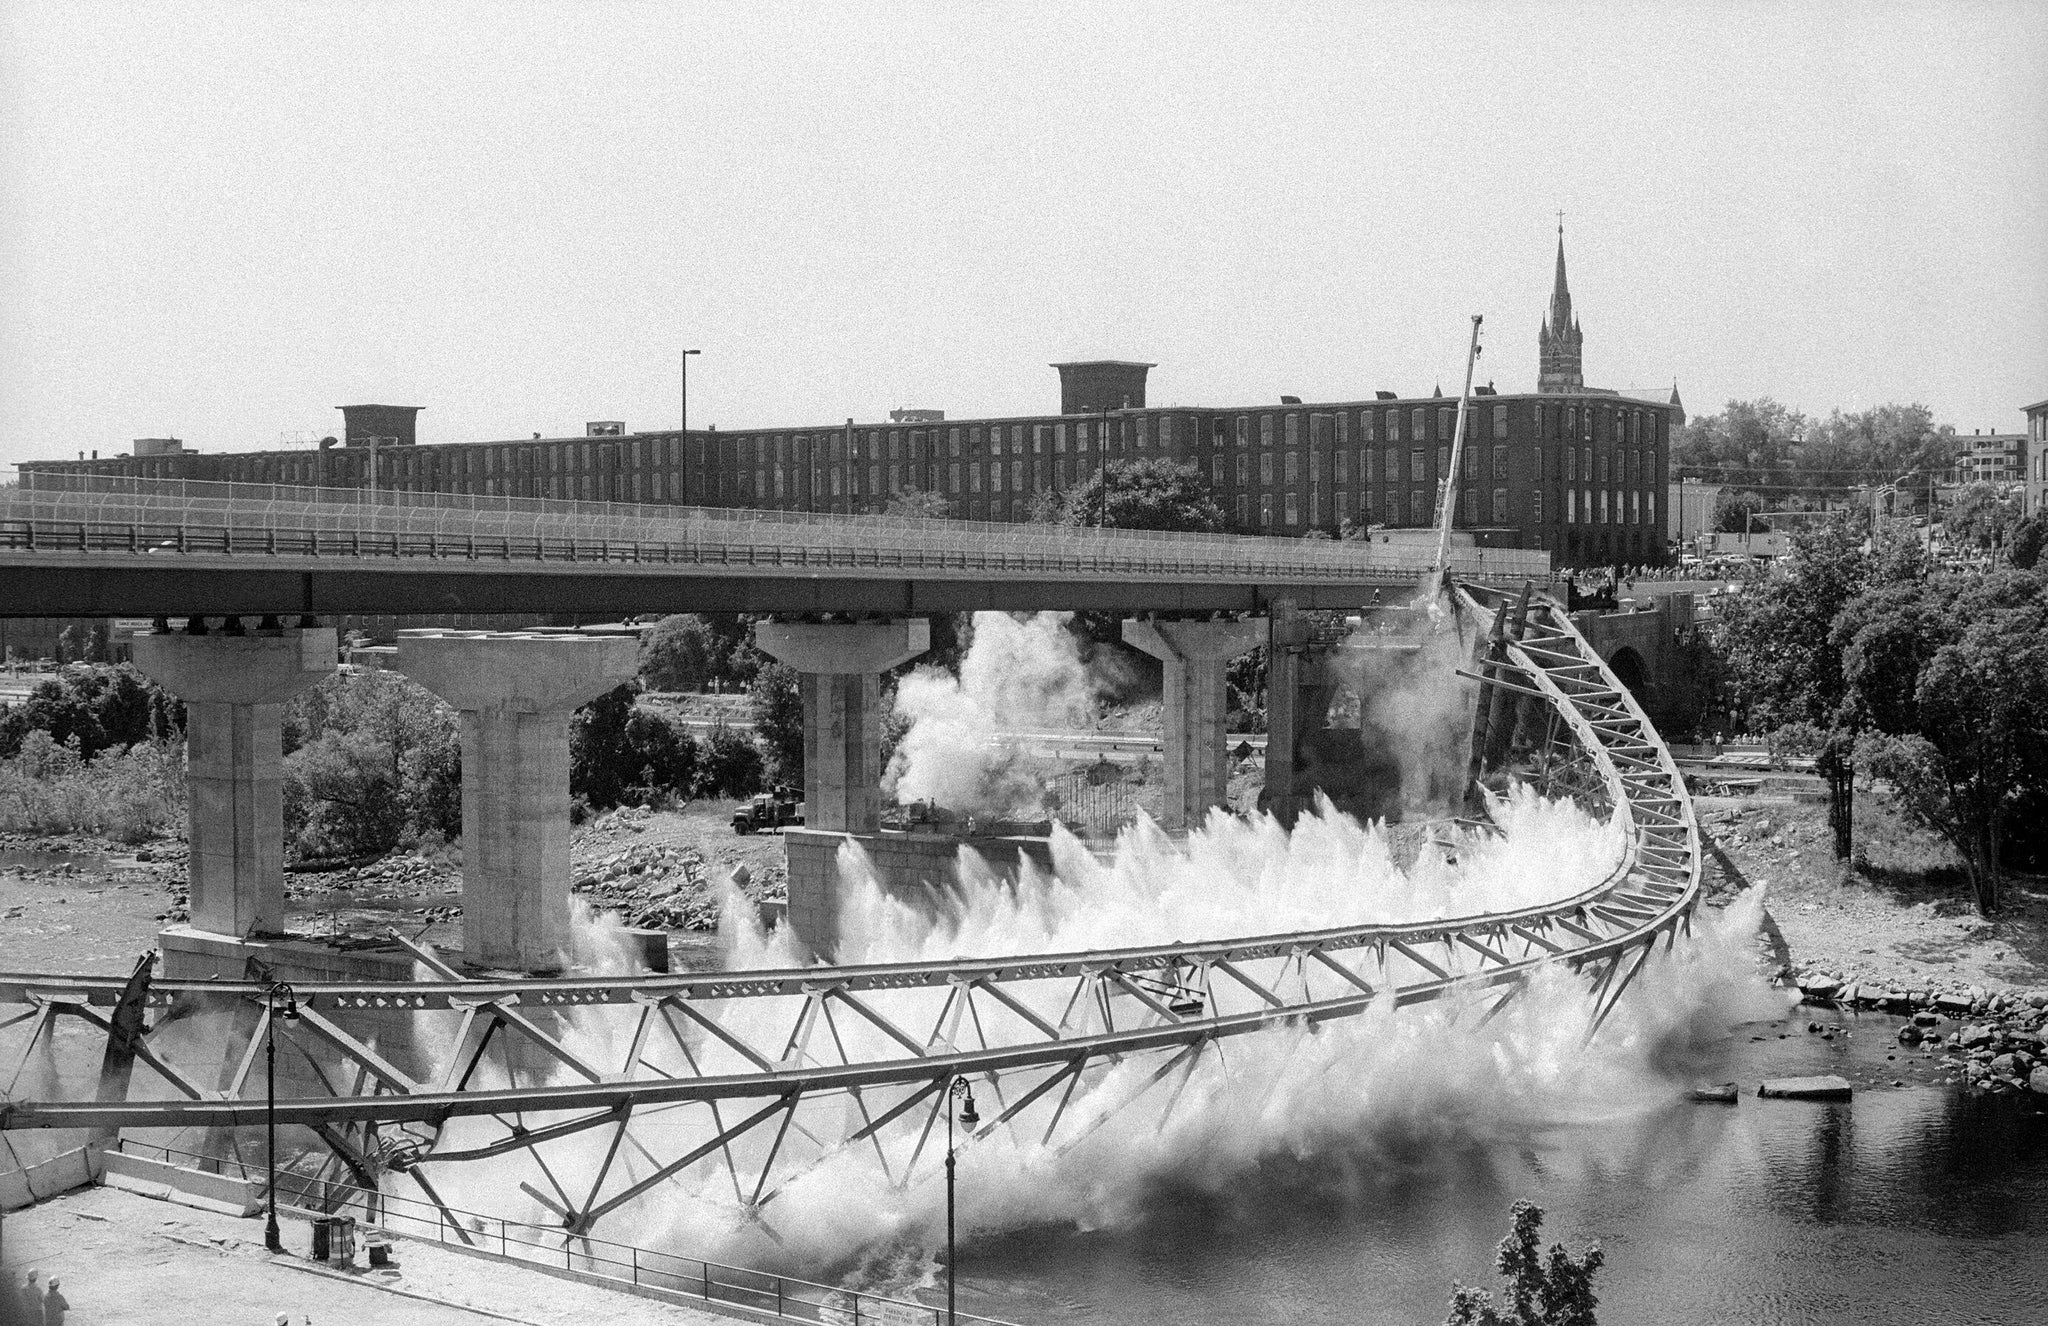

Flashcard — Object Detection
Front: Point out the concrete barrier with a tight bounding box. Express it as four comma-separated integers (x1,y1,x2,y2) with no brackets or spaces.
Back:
0,1144,100,1211
101,1147,263,1216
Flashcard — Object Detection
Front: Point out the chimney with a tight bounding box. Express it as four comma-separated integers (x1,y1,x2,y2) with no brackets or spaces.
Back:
337,404,424,448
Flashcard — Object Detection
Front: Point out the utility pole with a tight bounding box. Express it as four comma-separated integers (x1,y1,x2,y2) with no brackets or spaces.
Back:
680,348,701,435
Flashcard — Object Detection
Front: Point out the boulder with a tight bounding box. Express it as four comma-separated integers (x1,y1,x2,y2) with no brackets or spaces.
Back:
1911,1011,1940,1027
1897,1025,1922,1047
1758,1076,1854,1101
1959,1024,1997,1050
1990,1053,2021,1081
1799,976,1842,1003
1936,993,1975,1017
2030,1066,2048,1098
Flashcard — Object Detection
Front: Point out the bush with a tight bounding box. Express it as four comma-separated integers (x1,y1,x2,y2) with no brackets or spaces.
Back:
0,731,184,842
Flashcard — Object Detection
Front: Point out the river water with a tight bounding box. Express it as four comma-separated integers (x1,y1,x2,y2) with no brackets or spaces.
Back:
948,1003,2048,1326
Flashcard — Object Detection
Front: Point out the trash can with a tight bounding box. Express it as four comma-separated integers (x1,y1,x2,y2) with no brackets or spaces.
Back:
312,1215,358,1265
366,1233,392,1268
331,1215,357,1267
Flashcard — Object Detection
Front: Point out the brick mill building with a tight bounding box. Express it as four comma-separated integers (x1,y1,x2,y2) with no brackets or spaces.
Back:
20,235,1683,567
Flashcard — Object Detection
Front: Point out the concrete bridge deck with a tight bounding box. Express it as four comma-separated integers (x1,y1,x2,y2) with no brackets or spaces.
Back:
0,475,1547,616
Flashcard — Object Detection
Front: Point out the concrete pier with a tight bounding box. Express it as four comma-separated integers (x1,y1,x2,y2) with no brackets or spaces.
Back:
1122,615,1264,832
753,619,930,834
131,620,337,939
1261,601,1313,826
396,630,638,971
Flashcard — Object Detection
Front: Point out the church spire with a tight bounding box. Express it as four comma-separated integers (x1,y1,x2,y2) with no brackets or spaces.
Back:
1549,224,1573,333
1537,220,1585,393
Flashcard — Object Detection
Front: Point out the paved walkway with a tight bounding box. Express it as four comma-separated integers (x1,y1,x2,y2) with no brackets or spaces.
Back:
2,1184,745,1326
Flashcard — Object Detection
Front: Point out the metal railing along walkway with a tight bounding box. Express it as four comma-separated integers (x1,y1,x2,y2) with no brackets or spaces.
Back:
115,1138,1021,1326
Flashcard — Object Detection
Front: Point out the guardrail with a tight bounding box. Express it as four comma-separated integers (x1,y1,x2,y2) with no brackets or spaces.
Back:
116,1138,1022,1326
0,473,1550,584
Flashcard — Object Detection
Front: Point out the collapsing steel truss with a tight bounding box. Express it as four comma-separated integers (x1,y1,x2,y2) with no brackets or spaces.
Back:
1,580,1700,1250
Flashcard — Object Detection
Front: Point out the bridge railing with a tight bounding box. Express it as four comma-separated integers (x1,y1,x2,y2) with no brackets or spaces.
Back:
114,1137,1023,1326
2,472,1551,581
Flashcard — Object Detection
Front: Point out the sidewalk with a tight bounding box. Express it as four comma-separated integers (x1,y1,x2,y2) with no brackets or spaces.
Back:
2,1184,746,1326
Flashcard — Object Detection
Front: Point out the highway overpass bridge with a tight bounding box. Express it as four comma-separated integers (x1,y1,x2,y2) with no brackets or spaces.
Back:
0,475,1547,618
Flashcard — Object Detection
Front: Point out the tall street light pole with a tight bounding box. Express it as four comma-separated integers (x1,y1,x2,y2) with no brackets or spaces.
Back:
945,1075,980,1324
263,981,300,1253
681,349,702,435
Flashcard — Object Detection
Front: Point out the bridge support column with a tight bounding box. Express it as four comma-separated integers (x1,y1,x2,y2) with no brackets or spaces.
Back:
753,619,930,834
395,631,639,972
755,619,929,958
1260,602,1314,827
131,621,337,938
1121,616,1264,833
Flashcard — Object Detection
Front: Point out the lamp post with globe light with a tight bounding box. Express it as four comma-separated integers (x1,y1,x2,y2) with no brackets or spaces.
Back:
263,981,300,1253
945,1075,980,1323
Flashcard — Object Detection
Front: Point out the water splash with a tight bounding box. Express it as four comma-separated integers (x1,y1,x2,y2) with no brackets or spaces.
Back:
423,791,1778,1284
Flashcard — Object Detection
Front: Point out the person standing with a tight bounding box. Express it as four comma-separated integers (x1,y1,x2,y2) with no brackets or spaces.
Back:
37,1279,64,1326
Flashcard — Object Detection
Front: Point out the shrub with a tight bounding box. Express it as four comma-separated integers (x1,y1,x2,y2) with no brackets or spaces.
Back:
0,733,184,841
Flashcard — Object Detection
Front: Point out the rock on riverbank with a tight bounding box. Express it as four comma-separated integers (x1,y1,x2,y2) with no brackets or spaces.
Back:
1792,971,2048,1098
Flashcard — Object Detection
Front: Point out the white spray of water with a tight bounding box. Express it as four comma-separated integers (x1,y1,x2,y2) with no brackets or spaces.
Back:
885,611,1103,818
418,793,1783,1281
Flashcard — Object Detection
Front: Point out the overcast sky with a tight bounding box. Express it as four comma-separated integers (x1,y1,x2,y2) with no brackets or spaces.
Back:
3,1,2043,470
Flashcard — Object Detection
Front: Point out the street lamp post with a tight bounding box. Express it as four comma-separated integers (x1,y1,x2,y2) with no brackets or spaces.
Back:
680,349,702,436
945,1076,980,1325
264,981,300,1253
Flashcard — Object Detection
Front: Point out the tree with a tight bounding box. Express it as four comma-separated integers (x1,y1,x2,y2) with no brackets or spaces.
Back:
1944,482,2021,555
2010,514,2046,571
1712,489,1766,534
1033,458,1228,533
1799,404,1958,492
1445,1200,1603,1326
1712,515,1911,857
885,487,954,520
283,669,461,859
1675,398,1807,490
0,663,183,760
748,662,804,785
638,613,759,691
1841,569,2048,913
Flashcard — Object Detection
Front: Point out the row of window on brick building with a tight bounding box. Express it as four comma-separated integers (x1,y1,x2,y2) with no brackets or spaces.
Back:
77,400,1665,537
